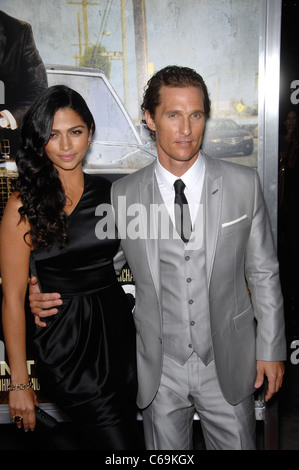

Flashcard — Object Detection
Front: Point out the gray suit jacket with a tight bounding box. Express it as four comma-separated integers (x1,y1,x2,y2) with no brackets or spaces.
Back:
111,153,286,409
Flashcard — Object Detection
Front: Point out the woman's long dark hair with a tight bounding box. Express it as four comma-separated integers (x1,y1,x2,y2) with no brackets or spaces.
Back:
15,85,95,248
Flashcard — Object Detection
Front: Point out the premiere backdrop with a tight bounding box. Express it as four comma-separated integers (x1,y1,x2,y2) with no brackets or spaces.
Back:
1,0,260,170
0,0,262,405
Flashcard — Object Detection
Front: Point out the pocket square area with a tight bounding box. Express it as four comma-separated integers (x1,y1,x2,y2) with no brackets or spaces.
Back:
222,214,248,227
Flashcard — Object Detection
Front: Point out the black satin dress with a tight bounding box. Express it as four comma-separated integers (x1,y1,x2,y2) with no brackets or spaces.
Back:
30,173,140,450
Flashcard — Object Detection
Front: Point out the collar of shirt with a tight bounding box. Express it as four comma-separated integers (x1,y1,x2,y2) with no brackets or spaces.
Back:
154,153,205,224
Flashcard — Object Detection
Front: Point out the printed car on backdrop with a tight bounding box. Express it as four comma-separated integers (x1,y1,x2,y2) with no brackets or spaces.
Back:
202,118,254,158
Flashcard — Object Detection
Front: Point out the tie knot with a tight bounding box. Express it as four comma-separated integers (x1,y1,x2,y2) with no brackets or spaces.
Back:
174,179,186,194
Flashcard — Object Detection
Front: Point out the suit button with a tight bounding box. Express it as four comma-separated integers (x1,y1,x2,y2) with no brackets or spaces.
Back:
187,278,192,283
190,321,195,326
188,299,193,304
185,256,190,261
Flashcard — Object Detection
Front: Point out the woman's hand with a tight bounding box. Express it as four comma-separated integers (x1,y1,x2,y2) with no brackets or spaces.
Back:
9,384,39,431
29,276,62,327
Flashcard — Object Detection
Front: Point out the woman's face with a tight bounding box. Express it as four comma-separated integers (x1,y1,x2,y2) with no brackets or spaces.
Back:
44,107,92,173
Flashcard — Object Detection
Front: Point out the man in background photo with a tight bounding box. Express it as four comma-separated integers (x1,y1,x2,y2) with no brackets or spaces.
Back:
0,10,48,159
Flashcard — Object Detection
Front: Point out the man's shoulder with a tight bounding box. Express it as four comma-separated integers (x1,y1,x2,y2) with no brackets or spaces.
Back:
112,162,155,192
203,154,259,201
0,11,30,34
204,152,257,180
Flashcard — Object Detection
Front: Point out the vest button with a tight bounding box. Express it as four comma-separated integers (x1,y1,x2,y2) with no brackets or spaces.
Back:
187,277,192,283
185,255,190,261
190,321,195,326
188,299,193,304
188,344,193,348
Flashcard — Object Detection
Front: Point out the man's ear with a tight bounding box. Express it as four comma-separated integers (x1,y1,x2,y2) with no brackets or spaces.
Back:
144,110,156,131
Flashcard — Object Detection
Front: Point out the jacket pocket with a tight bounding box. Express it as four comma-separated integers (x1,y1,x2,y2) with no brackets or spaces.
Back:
221,214,251,236
233,305,254,330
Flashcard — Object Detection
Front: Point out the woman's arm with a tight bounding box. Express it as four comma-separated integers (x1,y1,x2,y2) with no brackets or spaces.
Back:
0,193,38,431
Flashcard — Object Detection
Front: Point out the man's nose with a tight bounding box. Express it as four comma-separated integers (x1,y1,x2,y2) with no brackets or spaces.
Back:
181,117,192,135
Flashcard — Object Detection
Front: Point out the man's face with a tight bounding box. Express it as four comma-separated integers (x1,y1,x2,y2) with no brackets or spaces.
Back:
145,85,206,175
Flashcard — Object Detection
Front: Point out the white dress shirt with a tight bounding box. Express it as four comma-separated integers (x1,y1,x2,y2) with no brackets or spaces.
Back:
155,153,205,226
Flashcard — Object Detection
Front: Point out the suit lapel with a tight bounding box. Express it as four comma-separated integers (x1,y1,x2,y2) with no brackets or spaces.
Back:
203,155,223,287
139,163,162,299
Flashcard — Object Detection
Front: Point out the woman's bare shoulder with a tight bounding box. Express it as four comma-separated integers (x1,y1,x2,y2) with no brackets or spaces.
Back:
1,192,27,229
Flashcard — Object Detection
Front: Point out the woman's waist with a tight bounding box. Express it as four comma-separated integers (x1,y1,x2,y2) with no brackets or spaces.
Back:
36,263,117,295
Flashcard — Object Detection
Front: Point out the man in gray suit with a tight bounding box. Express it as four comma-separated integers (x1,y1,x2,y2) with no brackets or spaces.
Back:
30,66,285,450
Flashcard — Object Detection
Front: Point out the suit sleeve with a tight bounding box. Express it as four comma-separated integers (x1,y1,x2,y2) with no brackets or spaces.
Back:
245,171,286,361
9,22,48,124
111,182,128,275
113,247,127,275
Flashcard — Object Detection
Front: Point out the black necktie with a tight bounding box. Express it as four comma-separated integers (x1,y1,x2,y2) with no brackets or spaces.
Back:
174,179,192,243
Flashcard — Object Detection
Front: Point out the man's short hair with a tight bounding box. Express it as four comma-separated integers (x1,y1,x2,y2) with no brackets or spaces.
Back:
141,65,211,139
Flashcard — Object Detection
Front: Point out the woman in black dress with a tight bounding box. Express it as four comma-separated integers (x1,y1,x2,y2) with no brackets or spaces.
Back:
0,85,140,449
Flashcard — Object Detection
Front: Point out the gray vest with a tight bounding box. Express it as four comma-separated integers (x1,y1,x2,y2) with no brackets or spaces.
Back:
155,178,214,366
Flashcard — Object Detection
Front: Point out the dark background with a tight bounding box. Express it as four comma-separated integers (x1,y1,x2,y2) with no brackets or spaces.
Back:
280,1,299,117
